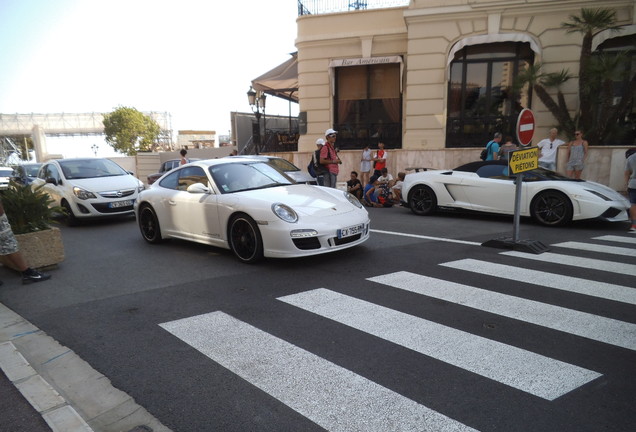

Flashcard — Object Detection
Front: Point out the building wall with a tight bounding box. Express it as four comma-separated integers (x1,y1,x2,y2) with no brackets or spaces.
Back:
296,0,635,152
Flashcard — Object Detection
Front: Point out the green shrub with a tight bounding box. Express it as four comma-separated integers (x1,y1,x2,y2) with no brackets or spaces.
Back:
1,180,62,234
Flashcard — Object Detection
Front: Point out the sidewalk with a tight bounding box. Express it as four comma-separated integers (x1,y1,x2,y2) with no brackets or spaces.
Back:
0,302,171,432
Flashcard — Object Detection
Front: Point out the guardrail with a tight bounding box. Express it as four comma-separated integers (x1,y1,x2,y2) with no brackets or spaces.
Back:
298,0,409,16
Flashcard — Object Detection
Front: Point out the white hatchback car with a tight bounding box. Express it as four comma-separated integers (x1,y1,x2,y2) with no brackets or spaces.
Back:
32,158,144,225
0,166,13,190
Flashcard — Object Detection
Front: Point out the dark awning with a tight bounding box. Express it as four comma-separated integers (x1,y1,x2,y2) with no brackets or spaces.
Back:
251,52,298,103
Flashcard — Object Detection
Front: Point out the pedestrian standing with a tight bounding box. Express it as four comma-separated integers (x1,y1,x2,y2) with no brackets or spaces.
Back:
484,133,502,161
360,144,372,188
373,142,387,176
565,131,588,179
319,129,341,188
179,149,188,165
625,149,636,233
313,138,326,186
537,128,565,171
0,197,51,285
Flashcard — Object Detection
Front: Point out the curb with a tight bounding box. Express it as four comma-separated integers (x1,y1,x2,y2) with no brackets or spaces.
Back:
0,302,171,432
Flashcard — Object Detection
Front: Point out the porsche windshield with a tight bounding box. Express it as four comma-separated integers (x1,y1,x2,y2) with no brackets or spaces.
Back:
209,162,293,194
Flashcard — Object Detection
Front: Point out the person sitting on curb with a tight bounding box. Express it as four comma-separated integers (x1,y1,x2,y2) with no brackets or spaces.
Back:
347,171,363,200
390,172,406,204
363,175,382,207
0,197,51,285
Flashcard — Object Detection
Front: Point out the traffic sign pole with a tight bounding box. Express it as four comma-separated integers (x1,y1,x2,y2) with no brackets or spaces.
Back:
482,109,549,254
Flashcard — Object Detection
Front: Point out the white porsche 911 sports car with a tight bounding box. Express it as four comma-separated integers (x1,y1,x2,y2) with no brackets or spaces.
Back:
402,160,630,226
134,158,370,263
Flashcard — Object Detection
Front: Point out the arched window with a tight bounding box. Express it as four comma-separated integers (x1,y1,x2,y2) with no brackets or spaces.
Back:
446,42,534,148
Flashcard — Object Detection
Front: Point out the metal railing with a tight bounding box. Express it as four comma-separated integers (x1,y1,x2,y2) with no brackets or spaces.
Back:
298,0,410,16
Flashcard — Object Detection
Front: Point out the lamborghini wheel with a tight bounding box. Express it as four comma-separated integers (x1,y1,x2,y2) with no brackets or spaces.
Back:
408,185,438,216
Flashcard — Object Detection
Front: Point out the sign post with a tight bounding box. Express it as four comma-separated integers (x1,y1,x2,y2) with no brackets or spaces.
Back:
482,109,549,254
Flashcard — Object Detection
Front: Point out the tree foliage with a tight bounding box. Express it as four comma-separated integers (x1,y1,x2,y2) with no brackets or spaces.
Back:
515,8,635,144
103,107,161,155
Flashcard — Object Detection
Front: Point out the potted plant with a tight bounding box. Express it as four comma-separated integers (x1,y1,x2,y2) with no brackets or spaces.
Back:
0,180,65,269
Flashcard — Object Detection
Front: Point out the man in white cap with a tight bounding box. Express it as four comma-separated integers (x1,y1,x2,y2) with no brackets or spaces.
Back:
319,128,341,187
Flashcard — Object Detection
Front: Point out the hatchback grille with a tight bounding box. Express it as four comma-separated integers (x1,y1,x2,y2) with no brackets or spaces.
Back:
91,203,134,213
99,189,135,198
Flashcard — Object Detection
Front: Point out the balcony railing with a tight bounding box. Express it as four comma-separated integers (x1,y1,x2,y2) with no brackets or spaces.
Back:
298,0,410,16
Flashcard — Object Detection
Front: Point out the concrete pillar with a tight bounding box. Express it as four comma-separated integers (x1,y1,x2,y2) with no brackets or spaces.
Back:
31,125,47,162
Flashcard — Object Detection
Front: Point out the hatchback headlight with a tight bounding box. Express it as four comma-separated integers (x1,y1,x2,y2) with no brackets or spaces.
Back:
73,186,96,200
272,203,298,223
344,191,363,208
137,180,145,192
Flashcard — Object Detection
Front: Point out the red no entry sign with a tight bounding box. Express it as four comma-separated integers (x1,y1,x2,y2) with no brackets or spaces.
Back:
516,108,535,146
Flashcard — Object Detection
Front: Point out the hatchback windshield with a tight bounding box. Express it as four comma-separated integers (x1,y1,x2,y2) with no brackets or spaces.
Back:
209,162,293,193
58,159,128,179
0,168,12,177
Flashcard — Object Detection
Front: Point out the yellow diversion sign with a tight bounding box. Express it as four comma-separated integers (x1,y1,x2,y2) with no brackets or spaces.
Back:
509,147,539,174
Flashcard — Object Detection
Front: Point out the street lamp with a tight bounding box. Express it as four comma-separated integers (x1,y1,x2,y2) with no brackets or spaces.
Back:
91,144,99,157
247,86,266,154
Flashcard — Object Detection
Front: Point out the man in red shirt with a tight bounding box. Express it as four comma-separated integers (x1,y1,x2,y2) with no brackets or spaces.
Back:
373,142,387,176
319,128,342,188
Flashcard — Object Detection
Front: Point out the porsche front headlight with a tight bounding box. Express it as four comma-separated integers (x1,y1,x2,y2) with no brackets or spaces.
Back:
272,203,298,223
344,191,363,209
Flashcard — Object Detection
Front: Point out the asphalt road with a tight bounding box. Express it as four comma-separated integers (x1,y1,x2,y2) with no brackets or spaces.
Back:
1,206,635,432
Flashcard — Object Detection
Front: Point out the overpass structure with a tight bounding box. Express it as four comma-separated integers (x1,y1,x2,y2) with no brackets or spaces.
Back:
0,112,173,163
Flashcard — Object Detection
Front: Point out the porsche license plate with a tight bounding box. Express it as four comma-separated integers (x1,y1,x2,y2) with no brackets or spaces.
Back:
338,223,365,239
109,199,133,208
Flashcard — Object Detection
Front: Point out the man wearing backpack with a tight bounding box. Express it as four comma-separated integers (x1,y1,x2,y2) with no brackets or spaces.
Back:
312,138,327,185
484,132,502,161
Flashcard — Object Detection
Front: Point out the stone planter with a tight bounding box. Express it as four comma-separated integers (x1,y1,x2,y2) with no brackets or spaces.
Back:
0,227,65,270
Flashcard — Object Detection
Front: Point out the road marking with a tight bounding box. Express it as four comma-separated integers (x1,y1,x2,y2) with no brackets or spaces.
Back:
440,258,636,305
368,271,636,351
592,235,636,245
160,311,478,432
551,241,636,257
370,229,481,246
501,251,636,276
278,288,600,400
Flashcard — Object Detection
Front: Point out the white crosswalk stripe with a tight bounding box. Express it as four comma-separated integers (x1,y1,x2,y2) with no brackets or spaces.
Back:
278,288,601,400
593,235,636,244
551,241,636,256
500,251,636,276
367,271,636,351
160,311,478,432
440,258,636,305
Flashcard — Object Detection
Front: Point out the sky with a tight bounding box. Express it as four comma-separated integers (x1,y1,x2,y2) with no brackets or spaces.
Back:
0,0,299,157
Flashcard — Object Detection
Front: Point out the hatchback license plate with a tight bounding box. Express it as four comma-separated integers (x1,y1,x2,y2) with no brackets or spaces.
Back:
109,199,133,208
338,223,365,239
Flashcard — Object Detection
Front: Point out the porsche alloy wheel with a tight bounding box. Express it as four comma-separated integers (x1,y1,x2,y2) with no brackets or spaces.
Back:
408,185,438,216
139,205,163,243
530,190,573,226
228,214,264,263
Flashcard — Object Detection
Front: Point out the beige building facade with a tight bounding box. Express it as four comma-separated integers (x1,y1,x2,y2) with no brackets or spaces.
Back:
293,0,635,189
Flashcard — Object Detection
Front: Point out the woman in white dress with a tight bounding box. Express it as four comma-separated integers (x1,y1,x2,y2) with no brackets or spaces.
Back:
360,145,372,187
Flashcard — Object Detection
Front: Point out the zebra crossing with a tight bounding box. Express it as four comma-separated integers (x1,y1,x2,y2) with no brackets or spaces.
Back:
160,234,636,431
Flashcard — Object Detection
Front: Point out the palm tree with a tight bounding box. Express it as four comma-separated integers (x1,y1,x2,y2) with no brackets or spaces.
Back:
516,8,634,144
